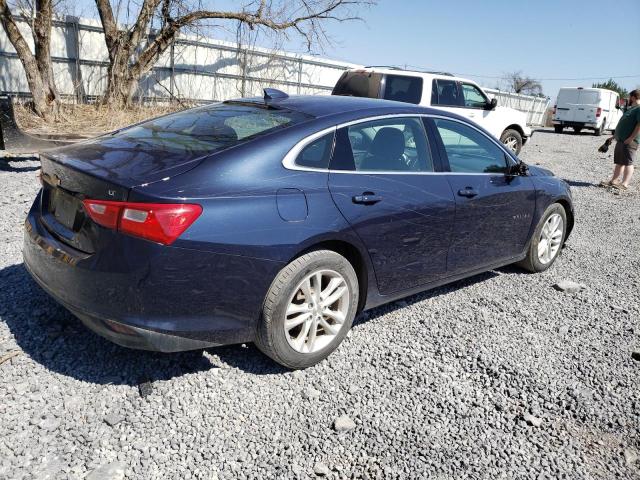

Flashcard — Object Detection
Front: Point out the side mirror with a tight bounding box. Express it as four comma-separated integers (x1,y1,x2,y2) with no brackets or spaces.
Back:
507,161,529,176
485,98,498,110
616,104,621,110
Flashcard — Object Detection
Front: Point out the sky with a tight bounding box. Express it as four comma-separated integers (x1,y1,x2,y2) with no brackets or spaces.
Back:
290,0,640,100
70,0,640,101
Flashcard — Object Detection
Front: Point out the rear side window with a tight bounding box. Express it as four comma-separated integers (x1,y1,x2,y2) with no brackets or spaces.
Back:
295,132,334,169
382,75,423,104
331,117,434,172
434,118,507,174
431,79,462,107
332,71,383,98
111,103,312,154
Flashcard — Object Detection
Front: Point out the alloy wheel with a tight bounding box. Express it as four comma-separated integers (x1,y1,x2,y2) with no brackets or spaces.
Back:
284,269,350,354
503,136,519,153
537,213,564,264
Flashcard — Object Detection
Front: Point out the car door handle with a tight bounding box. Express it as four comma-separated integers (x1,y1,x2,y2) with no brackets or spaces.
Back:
457,188,478,198
352,193,382,205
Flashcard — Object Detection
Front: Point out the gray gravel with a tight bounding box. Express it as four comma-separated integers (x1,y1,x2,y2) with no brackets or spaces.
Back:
1,129,639,479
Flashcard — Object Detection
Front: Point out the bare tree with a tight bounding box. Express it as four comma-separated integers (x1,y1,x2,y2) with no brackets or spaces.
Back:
503,71,543,96
0,0,60,118
94,0,373,108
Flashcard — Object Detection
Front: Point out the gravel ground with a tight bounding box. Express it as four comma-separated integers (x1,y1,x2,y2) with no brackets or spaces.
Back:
0,129,639,480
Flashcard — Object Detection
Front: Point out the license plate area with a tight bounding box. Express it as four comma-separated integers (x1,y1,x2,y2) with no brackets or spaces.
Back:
49,187,84,231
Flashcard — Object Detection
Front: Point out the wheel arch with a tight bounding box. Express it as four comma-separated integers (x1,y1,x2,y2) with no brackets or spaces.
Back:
291,239,370,313
555,197,574,241
503,124,525,138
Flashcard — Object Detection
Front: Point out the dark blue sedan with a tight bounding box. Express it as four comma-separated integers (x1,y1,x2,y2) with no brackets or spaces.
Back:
23,92,574,368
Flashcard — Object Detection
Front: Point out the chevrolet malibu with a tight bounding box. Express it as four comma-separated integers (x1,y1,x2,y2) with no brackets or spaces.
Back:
23,92,574,369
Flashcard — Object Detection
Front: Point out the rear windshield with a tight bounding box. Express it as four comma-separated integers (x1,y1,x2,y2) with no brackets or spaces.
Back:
107,103,312,154
332,71,383,98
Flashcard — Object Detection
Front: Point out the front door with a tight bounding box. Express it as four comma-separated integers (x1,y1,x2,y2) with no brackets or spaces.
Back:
328,116,455,295
429,117,536,274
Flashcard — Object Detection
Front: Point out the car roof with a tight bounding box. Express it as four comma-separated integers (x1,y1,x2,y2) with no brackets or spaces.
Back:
344,67,478,86
226,94,429,118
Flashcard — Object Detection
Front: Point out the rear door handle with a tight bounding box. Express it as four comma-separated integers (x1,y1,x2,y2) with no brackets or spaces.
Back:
352,193,382,205
457,188,478,198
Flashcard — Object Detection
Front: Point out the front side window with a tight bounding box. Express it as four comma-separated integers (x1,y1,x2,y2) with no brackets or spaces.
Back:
461,83,489,108
332,117,434,172
431,79,462,107
382,75,423,104
295,132,335,169
434,119,508,174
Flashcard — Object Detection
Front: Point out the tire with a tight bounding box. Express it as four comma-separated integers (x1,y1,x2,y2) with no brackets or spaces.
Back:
500,129,523,155
517,203,567,273
554,125,563,134
595,120,605,136
255,250,359,369
573,126,582,134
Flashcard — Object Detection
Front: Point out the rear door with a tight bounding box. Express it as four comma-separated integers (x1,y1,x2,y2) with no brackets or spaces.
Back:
555,88,580,123
576,89,600,124
430,78,464,116
428,117,536,274
328,115,455,294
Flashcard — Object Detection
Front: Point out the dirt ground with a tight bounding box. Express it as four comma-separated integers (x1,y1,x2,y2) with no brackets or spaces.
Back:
14,102,189,138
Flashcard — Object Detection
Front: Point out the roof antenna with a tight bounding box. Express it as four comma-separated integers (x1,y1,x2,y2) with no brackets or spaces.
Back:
263,88,289,101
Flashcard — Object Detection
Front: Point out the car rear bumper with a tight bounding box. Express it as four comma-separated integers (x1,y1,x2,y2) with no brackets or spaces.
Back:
552,121,598,128
23,195,281,352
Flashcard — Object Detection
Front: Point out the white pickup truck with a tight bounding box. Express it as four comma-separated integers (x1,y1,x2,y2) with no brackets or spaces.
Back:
332,67,532,155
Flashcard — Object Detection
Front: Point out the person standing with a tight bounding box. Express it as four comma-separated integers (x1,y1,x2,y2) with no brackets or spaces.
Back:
600,89,640,190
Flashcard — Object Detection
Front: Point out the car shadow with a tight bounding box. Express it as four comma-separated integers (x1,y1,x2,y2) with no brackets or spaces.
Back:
0,160,40,173
562,178,599,188
1,262,520,382
0,263,222,386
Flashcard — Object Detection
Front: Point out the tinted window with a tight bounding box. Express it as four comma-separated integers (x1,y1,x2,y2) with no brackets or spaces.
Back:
332,117,434,172
382,75,423,104
112,103,311,154
295,132,334,169
432,79,462,106
461,83,488,108
434,119,507,174
332,71,383,98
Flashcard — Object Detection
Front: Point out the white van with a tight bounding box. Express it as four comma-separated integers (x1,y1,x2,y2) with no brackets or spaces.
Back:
552,87,622,135
332,67,531,154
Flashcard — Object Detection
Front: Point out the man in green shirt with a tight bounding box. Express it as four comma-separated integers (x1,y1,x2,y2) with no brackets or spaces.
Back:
601,89,640,190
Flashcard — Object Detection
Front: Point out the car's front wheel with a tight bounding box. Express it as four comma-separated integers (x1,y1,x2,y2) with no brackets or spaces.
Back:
255,250,359,369
500,129,523,155
517,203,567,273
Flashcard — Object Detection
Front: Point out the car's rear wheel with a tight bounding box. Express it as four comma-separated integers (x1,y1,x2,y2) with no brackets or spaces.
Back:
517,203,567,273
500,129,522,155
554,125,563,134
595,120,605,136
255,250,359,369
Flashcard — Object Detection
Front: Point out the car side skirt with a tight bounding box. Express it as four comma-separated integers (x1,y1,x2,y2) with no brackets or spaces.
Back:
363,254,526,311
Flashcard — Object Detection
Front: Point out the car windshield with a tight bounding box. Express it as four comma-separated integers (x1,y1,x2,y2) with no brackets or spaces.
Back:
106,103,312,155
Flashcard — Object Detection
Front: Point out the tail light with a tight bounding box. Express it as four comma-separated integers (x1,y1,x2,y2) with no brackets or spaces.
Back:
82,199,202,245
596,107,602,117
